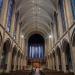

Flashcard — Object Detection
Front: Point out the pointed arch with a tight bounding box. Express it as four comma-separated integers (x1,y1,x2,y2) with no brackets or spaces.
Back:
1,38,12,70
62,39,73,71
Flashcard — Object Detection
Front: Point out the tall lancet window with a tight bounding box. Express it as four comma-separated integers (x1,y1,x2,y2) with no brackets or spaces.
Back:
28,34,45,60
7,0,14,32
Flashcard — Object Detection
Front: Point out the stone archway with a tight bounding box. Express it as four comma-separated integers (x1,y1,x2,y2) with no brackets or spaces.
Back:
62,39,72,71
56,46,62,71
1,38,12,71
27,34,45,67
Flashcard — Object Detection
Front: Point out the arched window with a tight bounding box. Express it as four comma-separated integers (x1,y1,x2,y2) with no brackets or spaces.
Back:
70,0,75,19
7,0,14,32
62,39,73,71
28,34,45,60
1,38,11,70
29,44,44,59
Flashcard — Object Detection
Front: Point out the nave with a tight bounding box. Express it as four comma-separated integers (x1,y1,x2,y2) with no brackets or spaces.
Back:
0,0,75,75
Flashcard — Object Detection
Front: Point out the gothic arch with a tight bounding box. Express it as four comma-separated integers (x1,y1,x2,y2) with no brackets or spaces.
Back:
27,34,45,64
3,38,12,53
1,38,12,70
62,39,72,71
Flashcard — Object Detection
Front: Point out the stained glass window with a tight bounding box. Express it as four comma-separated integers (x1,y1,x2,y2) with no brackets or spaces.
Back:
35,46,38,58
7,0,14,32
70,0,75,19
28,45,44,59
28,34,44,60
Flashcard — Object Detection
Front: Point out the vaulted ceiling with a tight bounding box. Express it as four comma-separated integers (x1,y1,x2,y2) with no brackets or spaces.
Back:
15,0,58,38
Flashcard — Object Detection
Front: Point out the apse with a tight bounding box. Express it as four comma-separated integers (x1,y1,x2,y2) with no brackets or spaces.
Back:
28,34,45,60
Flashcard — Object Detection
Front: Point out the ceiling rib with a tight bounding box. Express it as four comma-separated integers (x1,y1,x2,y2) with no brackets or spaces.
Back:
15,0,57,37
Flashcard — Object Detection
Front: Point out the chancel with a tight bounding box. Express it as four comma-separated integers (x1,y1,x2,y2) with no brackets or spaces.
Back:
0,0,75,75
28,34,44,59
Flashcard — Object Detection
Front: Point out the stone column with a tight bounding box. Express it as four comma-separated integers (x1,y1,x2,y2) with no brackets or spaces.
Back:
6,51,12,72
49,55,51,70
47,57,50,69
18,55,21,70
13,55,17,71
20,56,22,70
55,53,59,71
71,47,75,73
49,56,52,69
20,56,23,70
49,56,52,70
61,51,66,72
51,55,53,70
52,55,55,70
18,57,19,70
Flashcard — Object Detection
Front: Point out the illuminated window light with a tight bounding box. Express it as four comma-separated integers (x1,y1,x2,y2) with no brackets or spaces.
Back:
49,35,52,38
21,35,24,38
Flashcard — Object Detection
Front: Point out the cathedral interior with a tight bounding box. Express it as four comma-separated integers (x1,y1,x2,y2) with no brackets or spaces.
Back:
0,0,75,75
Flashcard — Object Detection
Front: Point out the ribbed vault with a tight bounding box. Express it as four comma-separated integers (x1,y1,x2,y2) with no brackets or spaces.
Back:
15,0,58,38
